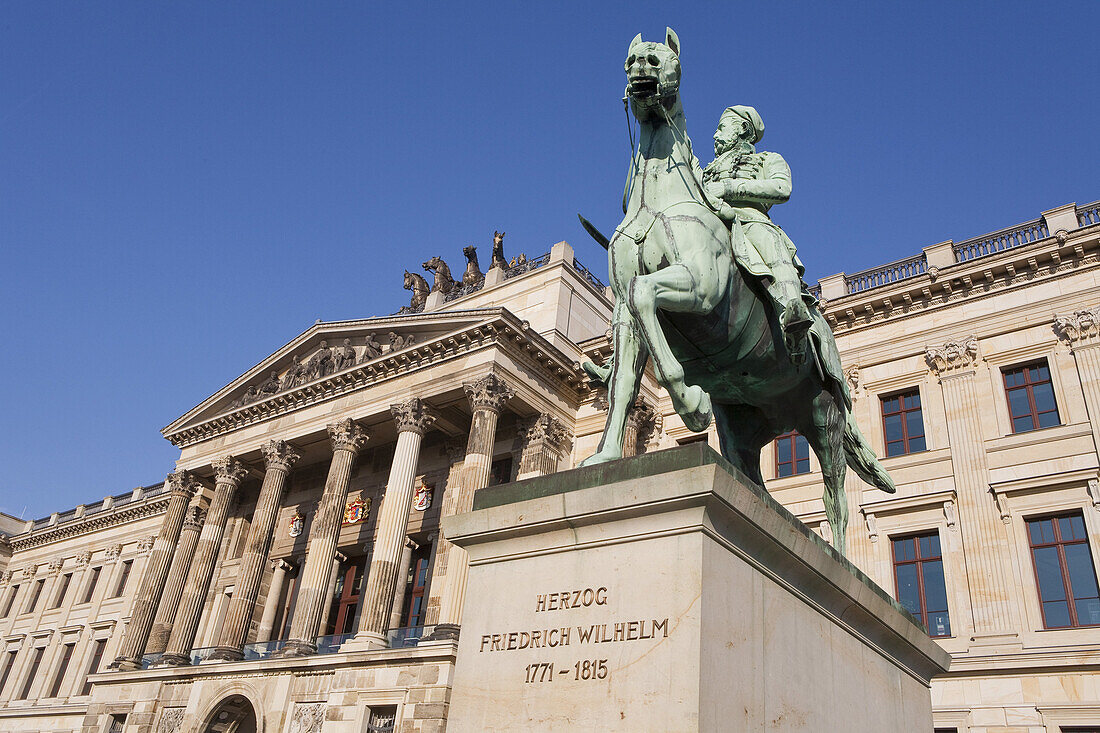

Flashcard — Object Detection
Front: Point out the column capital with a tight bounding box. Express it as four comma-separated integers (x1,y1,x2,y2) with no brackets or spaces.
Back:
212,455,248,486
105,544,123,563
137,535,156,555
76,550,92,568
524,414,572,453
464,372,515,414
262,439,302,472
166,470,201,499
1054,307,1100,345
328,419,370,453
270,558,294,573
47,557,64,577
391,398,439,436
925,336,979,375
183,505,207,531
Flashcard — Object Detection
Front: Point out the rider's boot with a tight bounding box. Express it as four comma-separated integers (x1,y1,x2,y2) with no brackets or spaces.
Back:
766,270,813,364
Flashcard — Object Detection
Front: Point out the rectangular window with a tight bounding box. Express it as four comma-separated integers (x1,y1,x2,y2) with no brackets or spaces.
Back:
17,646,46,699
0,586,17,618
489,456,513,486
81,638,108,695
368,706,397,732
52,573,72,609
0,649,17,696
25,578,45,614
107,714,127,733
892,532,951,637
881,389,926,457
774,431,810,477
1003,361,1061,433
113,560,133,597
47,642,76,698
81,567,101,604
1027,512,1100,628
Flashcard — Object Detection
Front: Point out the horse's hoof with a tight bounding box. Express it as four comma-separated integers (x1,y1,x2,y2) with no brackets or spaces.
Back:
681,387,713,433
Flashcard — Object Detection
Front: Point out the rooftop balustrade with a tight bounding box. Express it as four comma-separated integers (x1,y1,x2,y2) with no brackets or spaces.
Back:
845,253,928,295
952,218,1048,263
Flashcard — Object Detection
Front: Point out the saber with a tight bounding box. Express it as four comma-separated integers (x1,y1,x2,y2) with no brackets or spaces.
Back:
577,214,611,250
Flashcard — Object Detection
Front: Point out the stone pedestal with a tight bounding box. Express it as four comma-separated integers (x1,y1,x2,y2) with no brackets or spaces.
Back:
442,444,950,732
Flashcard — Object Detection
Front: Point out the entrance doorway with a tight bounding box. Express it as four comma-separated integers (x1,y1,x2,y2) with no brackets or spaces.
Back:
202,695,257,733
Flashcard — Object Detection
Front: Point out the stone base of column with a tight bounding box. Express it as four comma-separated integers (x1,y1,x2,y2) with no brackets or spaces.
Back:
107,656,142,672
152,652,191,668
424,623,460,641
145,624,172,655
339,631,388,652
206,646,245,662
272,639,317,658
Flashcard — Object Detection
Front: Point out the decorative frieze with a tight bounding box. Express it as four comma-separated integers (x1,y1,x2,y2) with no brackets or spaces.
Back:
1054,307,1100,344
925,336,979,374
328,419,370,453
464,372,515,414
391,397,439,436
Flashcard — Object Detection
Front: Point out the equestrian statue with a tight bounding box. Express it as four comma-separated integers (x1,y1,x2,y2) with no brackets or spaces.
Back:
578,28,895,554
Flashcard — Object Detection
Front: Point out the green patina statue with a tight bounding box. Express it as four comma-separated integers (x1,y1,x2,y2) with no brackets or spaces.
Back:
579,28,896,555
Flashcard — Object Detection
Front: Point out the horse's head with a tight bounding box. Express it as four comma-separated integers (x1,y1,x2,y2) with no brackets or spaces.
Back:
462,245,477,259
403,269,413,287
493,231,505,246
422,257,439,271
624,28,681,113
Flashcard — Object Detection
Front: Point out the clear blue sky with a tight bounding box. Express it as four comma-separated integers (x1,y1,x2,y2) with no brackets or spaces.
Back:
2,1,1097,520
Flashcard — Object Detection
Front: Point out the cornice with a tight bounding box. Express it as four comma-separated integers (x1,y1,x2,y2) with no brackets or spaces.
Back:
164,310,586,448
821,230,1100,335
10,496,169,553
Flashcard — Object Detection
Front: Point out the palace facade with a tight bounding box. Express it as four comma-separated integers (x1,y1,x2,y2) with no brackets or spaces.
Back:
1,199,1098,733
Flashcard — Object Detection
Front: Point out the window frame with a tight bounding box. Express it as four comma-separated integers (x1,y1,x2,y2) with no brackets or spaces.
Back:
1002,360,1061,434
879,388,927,457
80,567,102,605
112,560,133,598
890,530,952,638
774,430,810,478
1026,511,1100,629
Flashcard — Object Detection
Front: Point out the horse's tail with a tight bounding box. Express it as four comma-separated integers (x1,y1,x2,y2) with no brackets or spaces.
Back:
843,412,896,494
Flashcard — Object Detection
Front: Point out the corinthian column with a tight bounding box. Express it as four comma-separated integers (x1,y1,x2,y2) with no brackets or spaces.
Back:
349,399,438,649
110,470,199,671
517,414,572,479
430,373,513,640
146,503,206,654
209,441,300,660
926,338,1017,637
623,399,658,458
279,419,369,656
157,456,248,666
255,559,293,644
1055,308,1100,457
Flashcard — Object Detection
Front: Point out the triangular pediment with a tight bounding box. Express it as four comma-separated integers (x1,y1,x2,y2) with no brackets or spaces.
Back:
163,307,551,441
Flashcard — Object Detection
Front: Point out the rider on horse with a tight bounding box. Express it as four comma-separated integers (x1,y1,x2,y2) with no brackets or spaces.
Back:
703,105,815,361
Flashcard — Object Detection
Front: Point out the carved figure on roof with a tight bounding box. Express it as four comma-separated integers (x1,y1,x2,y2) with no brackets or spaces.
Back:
236,385,260,407
491,231,508,270
282,354,306,390
403,270,430,310
333,338,357,371
576,29,896,556
305,341,334,380
258,370,281,397
462,246,485,288
423,256,456,294
362,333,383,360
389,332,415,351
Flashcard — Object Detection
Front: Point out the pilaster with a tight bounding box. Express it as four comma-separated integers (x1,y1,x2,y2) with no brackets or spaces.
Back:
1055,307,1100,460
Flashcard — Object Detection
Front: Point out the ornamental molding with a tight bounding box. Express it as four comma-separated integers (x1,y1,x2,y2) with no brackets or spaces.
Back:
822,232,1099,334
76,551,93,568
290,703,327,733
1053,306,1100,344
137,535,156,555
523,414,572,454
157,707,186,733
167,470,202,498
10,494,171,553
262,440,301,472
390,397,439,435
105,544,123,563
925,336,979,374
464,372,515,413
844,365,860,392
162,310,584,448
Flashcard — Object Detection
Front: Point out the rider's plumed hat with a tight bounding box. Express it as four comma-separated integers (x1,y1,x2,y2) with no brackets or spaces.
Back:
720,105,764,144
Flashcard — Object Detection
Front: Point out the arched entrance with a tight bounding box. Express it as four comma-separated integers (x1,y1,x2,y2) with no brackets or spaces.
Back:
202,695,257,733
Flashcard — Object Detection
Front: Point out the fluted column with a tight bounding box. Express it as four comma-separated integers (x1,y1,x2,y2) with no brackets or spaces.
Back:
146,503,206,654
350,399,438,648
623,399,658,457
157,456,248,666
279,419,369,656
431,373,513,640
388,538,419,631
255,559,292,643
210,441,300,660
1055,308,1100,456
110,470,199,670
517,414,572,479
927,338,1017,636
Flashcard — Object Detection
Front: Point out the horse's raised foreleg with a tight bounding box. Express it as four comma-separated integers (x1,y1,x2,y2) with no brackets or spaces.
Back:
580,303,647,466
627,253,727,433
